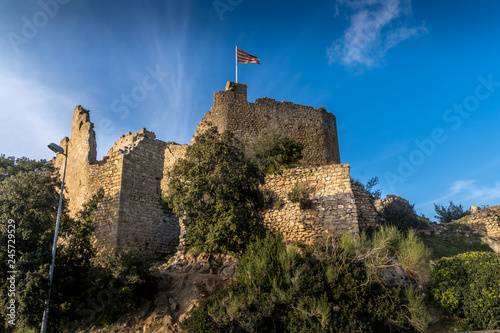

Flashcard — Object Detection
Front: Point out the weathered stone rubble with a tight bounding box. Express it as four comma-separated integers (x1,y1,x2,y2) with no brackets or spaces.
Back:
458,205,500,253
458,205,500,238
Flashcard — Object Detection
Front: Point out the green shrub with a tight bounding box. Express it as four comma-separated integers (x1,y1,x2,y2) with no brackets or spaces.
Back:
340,226,431,284
429,252,500,330
83,247,154,326
181,232,430,332
397,230,431,282
287,183,312,210
379,197,430,231
434,201,468,223
274,198,285,210
261,188,275,210
364,176,382,202
166,127,265,253
245,126,304,174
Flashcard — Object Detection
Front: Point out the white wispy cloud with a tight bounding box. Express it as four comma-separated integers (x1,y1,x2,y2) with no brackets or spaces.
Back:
328,0,427,69
0,71,76,160
416,180,500,216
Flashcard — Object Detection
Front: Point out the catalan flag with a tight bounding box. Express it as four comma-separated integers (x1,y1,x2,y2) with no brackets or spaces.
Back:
237,47,260,64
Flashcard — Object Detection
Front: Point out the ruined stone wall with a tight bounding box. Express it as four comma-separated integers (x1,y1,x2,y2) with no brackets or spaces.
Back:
351,180,380,230
115,131,180,254
459,205,500,238
194,82,341,166
54,109,182,254
54,106,98,217
161,143,189,192
89,150,122,250
262,164,359,244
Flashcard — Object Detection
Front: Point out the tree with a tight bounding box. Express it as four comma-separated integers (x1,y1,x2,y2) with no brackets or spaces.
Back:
434,201,467,223
0,155,66,329
0,154,49,182
245,126,304,174
364,176,382,202
166,127,266,253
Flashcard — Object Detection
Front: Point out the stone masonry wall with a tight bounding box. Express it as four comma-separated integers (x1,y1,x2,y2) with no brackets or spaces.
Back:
54,109,181,254
351,180,380,230
262,164,359,244
194,82,341,166
116,131,180,254
459,205,500,238
161,142,189,192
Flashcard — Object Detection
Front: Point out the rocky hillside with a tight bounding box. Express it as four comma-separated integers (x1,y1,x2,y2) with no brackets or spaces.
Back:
89,252,236,333
457,205,500,253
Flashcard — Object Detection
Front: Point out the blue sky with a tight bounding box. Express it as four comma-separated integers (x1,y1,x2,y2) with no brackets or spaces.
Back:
1,0,499,219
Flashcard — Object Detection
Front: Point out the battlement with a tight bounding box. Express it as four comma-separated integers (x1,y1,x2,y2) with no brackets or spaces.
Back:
225,81,247,98
194,81,341,165
107,127,157,156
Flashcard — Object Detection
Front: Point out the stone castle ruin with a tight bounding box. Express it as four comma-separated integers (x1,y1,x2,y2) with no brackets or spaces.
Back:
54,82,378,255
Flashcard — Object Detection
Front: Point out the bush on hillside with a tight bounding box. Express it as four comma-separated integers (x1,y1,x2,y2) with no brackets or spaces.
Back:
181,232,430,332
379,197,430,231
429,252,500,330
340,225,431,285
434,201,468,223
79,247,154,327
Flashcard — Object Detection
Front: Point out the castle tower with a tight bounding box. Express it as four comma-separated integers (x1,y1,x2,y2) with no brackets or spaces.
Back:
54,105,98,217
194,81,341,165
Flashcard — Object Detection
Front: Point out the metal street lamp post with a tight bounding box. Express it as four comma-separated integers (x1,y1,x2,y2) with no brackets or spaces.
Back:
41,143,67,333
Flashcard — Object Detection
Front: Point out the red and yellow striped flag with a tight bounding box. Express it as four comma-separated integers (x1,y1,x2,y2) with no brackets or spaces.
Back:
237,48,260,64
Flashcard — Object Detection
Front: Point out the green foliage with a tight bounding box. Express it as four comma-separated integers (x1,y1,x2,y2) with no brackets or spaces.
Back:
287,183,312,209
380,197,430,231
82,247,154,326
181,232,430,332
397,230,431,282
429,252,500,330
364,176,382,202
0,154,51,182
166,127,265,253
48,189,103,329
245,126,304,174
274,198,285,210
0,156,64,330
340,225,431,284
434,201,468,223
261,188,275,210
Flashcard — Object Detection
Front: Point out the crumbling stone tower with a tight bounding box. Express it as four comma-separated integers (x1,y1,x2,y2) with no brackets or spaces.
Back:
194,82,341,166
54,106,182,254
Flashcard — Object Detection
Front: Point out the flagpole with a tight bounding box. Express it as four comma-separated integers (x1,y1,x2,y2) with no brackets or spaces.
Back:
235,45,238,83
